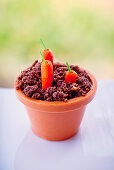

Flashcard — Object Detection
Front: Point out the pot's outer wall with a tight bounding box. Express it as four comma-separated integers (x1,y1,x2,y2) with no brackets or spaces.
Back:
26,106,86,141
14,71,97,141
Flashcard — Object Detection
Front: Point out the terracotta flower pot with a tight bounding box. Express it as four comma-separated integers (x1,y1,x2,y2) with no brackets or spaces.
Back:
14,72,97,141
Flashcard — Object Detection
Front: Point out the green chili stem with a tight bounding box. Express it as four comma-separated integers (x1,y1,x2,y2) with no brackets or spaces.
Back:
40,38,47,51
66,61,71,73
40,51,46,64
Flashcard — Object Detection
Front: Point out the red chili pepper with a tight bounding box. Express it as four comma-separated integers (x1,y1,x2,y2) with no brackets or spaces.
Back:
40,39,53,65
41,59,53,90
65,61,77,83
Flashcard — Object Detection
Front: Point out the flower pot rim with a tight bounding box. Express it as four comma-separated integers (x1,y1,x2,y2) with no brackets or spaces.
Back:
14,71,97,107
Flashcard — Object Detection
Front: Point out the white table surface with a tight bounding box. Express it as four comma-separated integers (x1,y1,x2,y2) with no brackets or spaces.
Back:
0,80,114,170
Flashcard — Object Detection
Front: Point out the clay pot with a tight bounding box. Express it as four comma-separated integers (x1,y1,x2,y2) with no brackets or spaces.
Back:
14,72,97,141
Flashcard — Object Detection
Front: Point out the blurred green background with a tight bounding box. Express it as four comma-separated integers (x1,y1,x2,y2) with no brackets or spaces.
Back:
0,0,114,87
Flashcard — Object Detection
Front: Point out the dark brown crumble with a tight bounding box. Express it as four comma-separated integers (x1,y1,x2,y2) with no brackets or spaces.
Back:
16,60,92,101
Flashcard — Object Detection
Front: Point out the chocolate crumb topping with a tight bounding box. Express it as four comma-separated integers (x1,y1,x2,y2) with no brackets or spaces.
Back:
16,60,92,101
